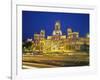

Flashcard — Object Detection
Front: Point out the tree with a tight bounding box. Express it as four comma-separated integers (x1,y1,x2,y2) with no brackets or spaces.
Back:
22,41,33,53
80,43,89,53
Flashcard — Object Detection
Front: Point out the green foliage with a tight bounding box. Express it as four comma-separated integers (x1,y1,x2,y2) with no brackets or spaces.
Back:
80,43,89,53
22,41,33,53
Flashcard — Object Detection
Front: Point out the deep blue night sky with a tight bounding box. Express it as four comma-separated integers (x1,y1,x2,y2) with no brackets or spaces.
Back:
22,11,89,40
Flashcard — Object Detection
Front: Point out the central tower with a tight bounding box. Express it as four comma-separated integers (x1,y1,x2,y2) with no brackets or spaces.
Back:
52,21,62,36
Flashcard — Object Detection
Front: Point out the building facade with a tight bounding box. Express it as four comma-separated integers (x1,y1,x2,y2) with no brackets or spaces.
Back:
32,21,89,53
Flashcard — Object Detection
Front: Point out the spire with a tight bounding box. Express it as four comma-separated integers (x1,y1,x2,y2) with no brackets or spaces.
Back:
55,20,61,30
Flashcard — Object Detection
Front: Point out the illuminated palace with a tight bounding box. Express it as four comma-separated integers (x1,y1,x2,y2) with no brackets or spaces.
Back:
31,21,89,53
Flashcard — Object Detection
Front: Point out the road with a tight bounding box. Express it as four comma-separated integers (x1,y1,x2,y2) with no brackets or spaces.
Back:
22,52,89,69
